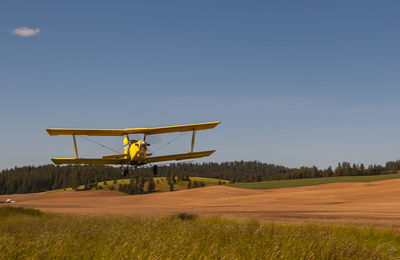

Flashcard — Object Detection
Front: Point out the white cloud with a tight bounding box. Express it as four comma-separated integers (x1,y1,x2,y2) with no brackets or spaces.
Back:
12,27,40,37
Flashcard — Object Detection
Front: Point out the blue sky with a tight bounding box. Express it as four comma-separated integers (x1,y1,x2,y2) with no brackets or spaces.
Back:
1,1,400,170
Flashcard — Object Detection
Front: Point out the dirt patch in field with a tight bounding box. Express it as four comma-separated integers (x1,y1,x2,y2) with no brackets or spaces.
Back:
3,179,400,226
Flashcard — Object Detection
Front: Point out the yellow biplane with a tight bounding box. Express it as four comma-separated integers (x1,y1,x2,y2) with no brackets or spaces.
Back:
46,121,220,175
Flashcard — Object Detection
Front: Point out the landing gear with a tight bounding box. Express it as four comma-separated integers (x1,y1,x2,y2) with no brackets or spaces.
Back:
152,165,158,175
122,165,157,177
121,167,129,177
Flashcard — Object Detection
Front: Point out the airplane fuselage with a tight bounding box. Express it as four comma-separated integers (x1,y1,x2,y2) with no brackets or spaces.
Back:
123,137,149,163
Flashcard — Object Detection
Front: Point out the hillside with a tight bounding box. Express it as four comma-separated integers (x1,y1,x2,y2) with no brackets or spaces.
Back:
228,173,400,189
4,178,400,226
49,176,228,193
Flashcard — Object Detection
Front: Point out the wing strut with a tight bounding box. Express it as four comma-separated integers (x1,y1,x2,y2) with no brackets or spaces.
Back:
72,135,79,158
190,130,196,153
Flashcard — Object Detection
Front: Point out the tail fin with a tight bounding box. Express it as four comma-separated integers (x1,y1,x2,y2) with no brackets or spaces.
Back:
123,136,130,158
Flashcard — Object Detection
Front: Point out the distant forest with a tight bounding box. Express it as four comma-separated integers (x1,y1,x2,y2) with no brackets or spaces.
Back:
1,160,400,195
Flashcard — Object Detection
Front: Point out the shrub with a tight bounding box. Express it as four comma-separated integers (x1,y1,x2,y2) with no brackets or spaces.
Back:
176,213,197,220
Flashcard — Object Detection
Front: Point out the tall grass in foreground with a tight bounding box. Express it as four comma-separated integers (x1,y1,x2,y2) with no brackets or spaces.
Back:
0,207,399,259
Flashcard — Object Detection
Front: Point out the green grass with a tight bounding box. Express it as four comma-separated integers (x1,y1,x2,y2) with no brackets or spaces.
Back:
229,173,400,189
0,206,43,217
48,177,229,194
0,207,399,259
149,177,228,192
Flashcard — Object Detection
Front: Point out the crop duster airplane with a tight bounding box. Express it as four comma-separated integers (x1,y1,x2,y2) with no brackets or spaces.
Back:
46,121,220,175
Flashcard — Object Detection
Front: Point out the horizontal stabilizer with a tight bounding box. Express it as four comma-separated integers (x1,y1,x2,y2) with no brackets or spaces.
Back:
146,150,216,163
102,153,127,159
46,121,220,136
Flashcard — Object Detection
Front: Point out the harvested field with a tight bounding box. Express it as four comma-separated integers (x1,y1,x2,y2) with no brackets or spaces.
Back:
3,179,400,226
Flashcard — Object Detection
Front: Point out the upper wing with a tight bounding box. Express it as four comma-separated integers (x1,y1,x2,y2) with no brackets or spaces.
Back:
51,158,130,165
47,121,220,136
142,122,220,135
47,129,127,136
146,150,216,163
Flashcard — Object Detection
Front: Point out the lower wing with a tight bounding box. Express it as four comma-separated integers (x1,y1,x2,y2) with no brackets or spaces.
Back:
51,158,130,165
146,150,215,163
51,150,215,165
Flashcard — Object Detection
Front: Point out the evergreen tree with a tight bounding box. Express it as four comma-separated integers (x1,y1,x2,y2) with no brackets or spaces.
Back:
147,178,156,193
326,166,334,177
138,177,145,194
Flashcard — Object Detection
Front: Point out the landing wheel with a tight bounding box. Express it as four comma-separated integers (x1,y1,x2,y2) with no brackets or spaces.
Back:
121,167,129,177
153,165,158,175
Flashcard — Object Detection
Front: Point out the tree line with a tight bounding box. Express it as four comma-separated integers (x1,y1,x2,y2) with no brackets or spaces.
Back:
1,159,400,194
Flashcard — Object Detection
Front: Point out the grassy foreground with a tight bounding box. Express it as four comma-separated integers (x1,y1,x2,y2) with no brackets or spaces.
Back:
0,207,400,259
229,173,400,189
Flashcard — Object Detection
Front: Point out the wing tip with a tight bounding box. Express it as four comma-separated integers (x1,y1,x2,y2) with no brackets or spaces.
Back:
46,128,56,136
51,158,64,164
211,121,221,127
